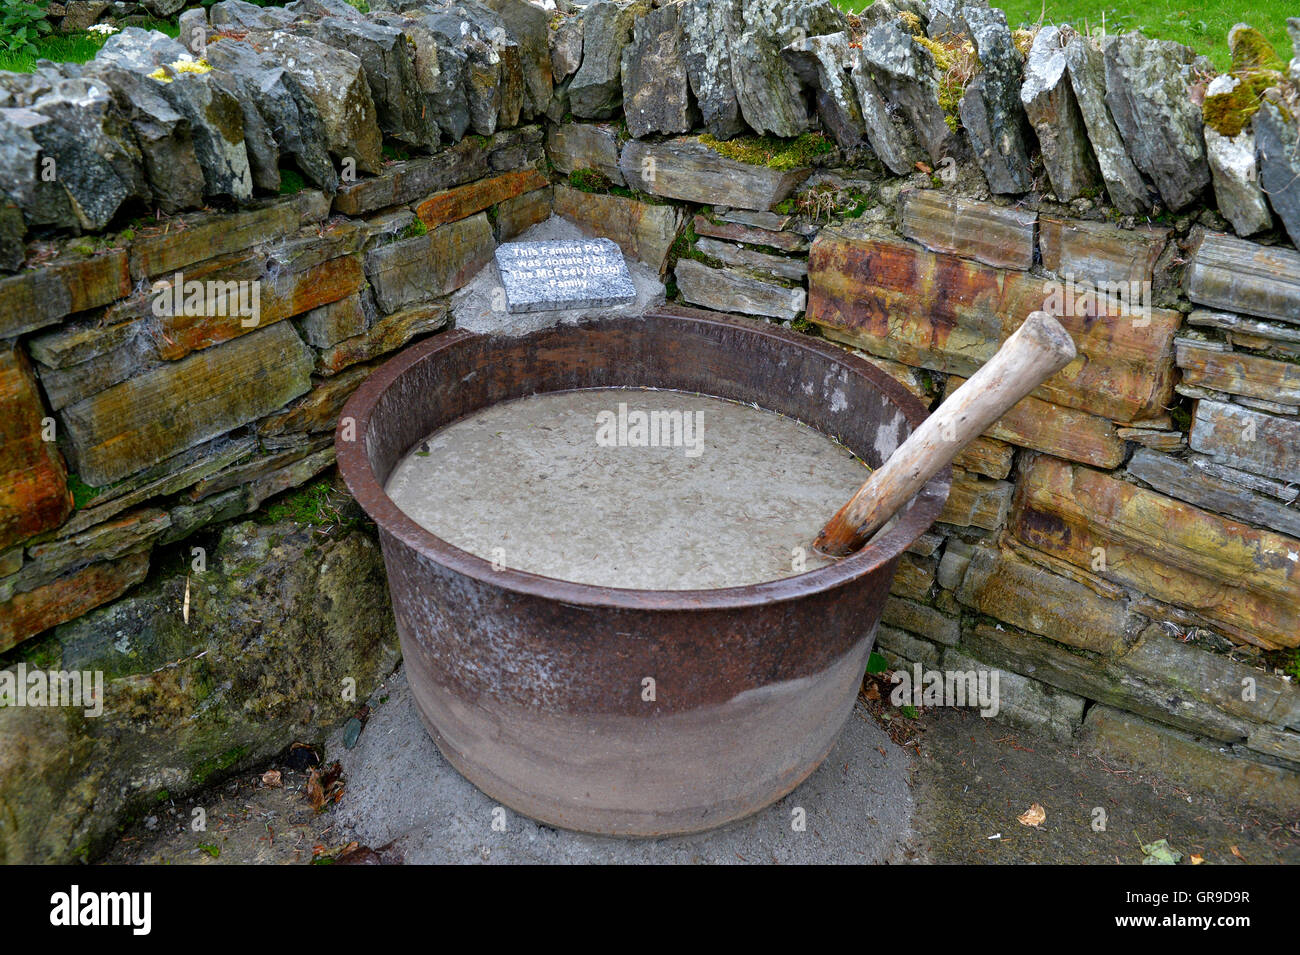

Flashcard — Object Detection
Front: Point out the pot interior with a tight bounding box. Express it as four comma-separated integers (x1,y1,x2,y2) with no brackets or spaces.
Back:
339,308,950,603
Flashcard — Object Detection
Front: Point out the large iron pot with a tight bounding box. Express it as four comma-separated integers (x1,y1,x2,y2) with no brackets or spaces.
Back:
336,306,950,836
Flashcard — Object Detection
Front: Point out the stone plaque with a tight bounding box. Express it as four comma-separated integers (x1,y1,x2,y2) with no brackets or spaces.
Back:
495,238,637,313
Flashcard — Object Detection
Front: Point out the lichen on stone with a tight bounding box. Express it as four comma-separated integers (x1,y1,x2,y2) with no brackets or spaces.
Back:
172,55,212,75
146,55,213,85
897,10,924,36
1011,28,1036,59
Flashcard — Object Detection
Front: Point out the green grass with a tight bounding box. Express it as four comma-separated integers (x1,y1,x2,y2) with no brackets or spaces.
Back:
564,166,670,205
838,1,1293,71
1269,647,1300,681
0,31,103,72
260,480,362,531
0,20,181,73
669,218,725,269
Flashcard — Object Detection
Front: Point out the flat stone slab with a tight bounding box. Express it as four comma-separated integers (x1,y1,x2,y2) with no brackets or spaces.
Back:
453,217,664,337
494,238,637,313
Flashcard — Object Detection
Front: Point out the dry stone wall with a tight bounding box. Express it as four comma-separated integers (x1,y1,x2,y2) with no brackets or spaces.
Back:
1,0,1298,859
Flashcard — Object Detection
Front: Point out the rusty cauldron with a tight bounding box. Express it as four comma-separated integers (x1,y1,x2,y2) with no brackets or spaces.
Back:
336,306,950,836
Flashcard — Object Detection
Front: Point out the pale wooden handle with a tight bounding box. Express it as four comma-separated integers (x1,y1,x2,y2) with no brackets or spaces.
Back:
814,311,1077,557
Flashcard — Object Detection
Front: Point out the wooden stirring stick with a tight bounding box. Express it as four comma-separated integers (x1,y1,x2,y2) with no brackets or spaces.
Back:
814,311,1078,558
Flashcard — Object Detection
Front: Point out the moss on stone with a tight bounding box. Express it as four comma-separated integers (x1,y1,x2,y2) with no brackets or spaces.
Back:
1229,25,1285,73
914,35,954,72
567,167,669,205
1202,72,1279,137
1203,25,1293,137
66,473,102,510
789,315,820,336
668,219,723,269
568,167,615,193
793,181,872,221
697,132,834,170
277,169,306,196
915,35,976,133
191,745,248,786
940,93,962,131
3,632,62,671
2,514,401,863
260,481,362,531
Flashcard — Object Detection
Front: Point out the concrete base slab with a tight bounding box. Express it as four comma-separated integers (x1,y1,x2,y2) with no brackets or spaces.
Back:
329,666,918,864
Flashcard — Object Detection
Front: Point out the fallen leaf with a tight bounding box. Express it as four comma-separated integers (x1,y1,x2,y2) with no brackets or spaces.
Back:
337,843,384,865
261,769,282,788
1141,839,1182,865
306,769,325,812
306,761,346,812
1230,845,1245,862
915,161,933,174
1190,854,1205,865
1018,803,1046,828
864,683,880,701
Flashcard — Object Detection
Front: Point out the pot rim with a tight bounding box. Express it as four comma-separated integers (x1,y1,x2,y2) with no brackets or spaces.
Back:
335,307,950,612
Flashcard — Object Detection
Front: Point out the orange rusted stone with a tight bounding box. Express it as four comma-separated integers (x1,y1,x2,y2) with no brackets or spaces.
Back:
0,343,71,553
807,231,1181,423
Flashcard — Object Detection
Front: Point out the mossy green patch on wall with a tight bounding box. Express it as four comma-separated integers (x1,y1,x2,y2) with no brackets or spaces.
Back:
1202,71,1286,137
191,745,249,786
0,514,400,863
1228,24,1286,72
260,480,365,531
568,167,616,193
698,132,834,170
66,473,102,510
914,34,977,134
